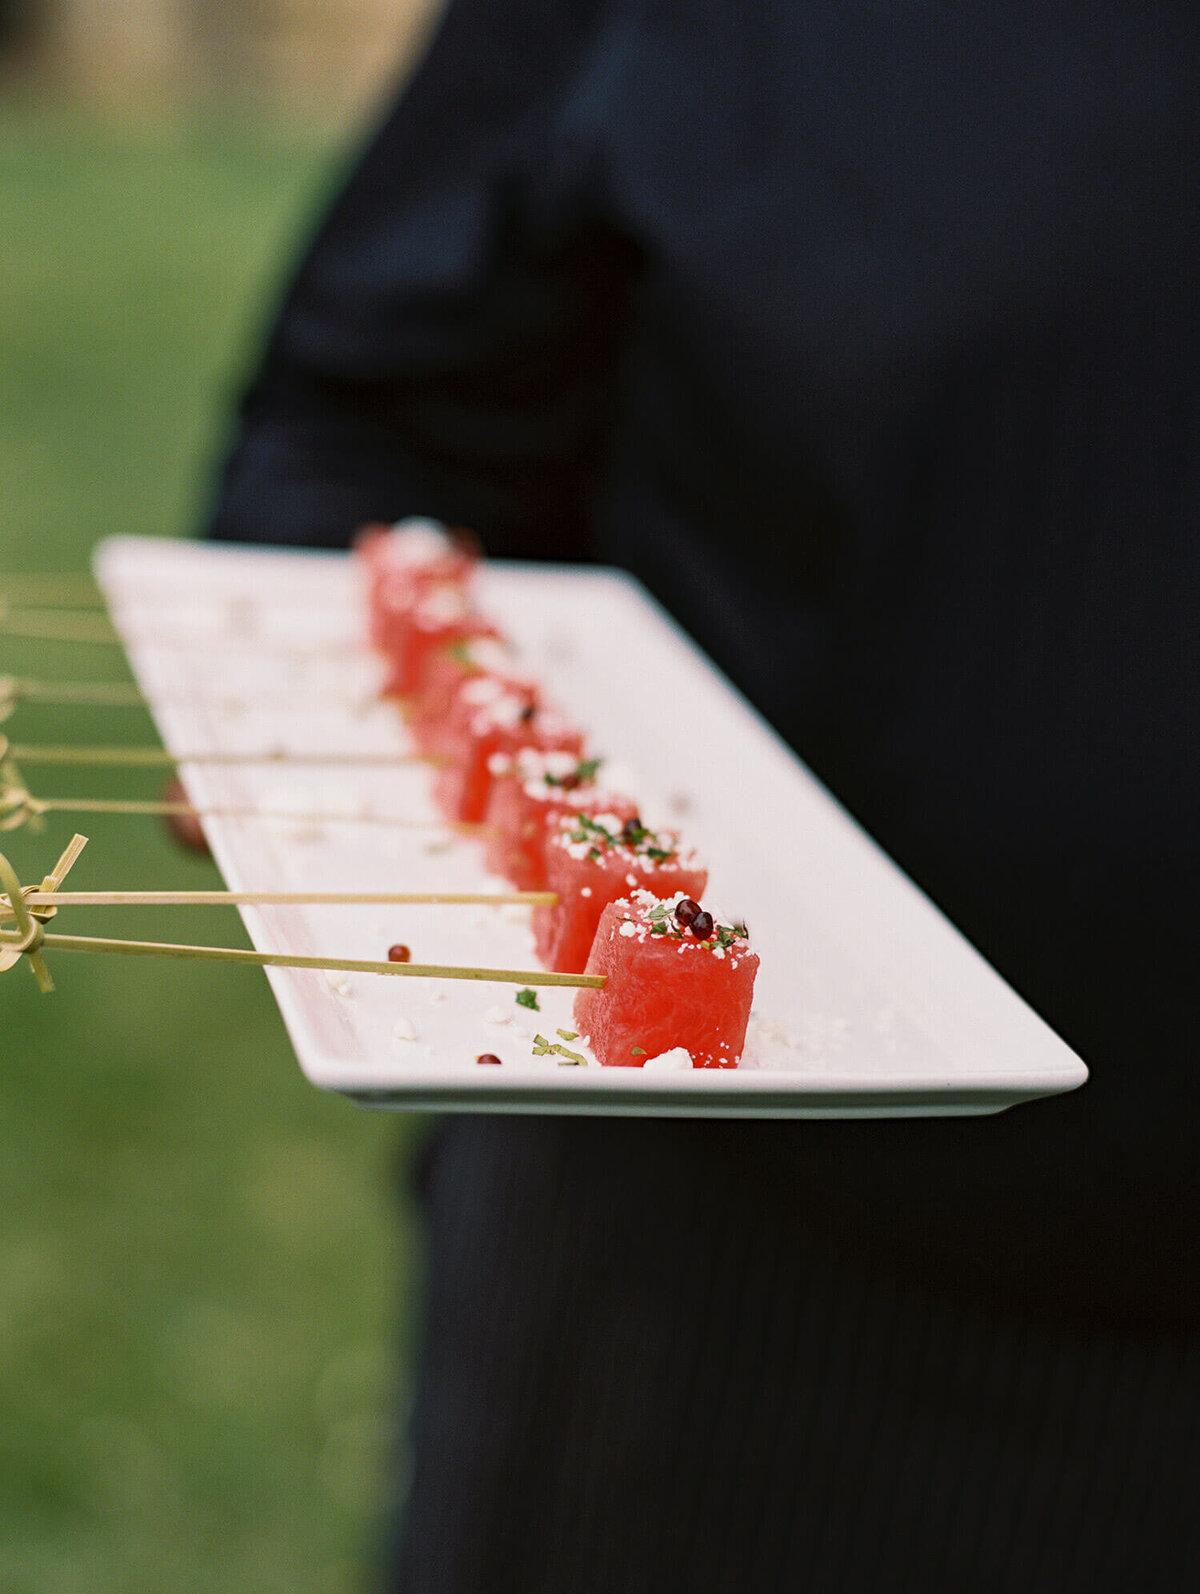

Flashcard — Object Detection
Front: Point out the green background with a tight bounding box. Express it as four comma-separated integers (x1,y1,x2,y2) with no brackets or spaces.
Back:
0,108,421,1593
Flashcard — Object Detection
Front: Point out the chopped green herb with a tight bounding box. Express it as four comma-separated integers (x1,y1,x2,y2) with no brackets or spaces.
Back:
447,640,474,665
532,1034,586,1065
650,922,669,936
556,1029,579,1041
645,845,675,863
630,1046,647,1057
545,756,602,788
516,988,540,1011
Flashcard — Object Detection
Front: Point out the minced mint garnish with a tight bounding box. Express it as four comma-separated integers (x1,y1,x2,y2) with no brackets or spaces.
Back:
516,988,540,1011
545,757,602,788
447,640,474,664
569,812,614,845
631,1046,646,1057
533,1033,585,1065
556,1029,579,1041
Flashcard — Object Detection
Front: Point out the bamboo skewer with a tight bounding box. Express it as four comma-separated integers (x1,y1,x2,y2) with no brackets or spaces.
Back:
0,574,101,605
0,790,483,835
0,676,389,715
0,612,362,658
16,889,553,908
2,740,427,769
0,676,145,709
0,612,121,645
0,839,602,992
31,795,477,827
32,934,602,987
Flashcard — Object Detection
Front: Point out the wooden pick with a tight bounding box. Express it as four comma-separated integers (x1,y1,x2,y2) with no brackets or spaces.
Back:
0,833,89,991
0,611,119,645
16,889,555,908
1,739,427,769
0,839,597,991
0,575,101,606
34,934,603,987
0,779,484,837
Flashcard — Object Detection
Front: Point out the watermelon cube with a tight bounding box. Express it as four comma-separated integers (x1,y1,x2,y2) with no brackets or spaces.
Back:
483,752,638,890
357,519,477,649
573,893,758,1068
532,815,707,973
409,636,519,756
433,679,585,823
377,584,499,698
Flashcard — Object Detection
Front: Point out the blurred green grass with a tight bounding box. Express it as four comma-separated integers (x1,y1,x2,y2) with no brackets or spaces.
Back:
0,105,420,1594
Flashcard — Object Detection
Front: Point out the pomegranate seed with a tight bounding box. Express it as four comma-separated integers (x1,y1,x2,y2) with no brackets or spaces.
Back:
476,1053,502,1065
387,944,411,963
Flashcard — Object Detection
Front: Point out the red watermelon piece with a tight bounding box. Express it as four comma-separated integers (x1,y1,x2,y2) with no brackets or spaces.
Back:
377,584,499,699
409,636,519,756
532,815,707,973
573,893,758,1068
483,753,638,890
357,519,477,649
432,679,585,823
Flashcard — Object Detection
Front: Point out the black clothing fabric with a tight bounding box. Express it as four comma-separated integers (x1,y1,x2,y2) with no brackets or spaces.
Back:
212,0,1199,1329
389,1116,1199,1594
207,0,1200,1586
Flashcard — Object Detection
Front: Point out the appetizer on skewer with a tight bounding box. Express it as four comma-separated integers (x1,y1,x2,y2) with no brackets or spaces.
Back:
533,813,707,974
432,678,584,824
573,892,757,1068
357,517,759,1069
484,751,637,891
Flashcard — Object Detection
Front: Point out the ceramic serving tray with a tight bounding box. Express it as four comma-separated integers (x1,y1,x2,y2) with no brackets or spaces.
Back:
93,536,1088,1118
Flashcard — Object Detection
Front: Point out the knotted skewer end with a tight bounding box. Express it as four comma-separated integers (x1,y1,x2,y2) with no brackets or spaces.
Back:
0,834,89,992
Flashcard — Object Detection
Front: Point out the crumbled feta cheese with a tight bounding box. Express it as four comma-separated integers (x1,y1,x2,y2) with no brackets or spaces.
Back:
619,921,637,938
392,1016,417,1042
641,1047,693,1071
461,675,507,706
388,518,452,562
580,886,592,897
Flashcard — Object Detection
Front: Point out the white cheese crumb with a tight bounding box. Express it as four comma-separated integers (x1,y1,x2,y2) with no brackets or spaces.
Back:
619,921,637,938
483,1005,510,1026
392,1017,417,1042
641,1047,693,1071
581,886,592,897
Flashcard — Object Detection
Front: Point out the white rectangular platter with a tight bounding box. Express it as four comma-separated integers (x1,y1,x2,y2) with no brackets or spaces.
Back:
95,536,1088,1118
